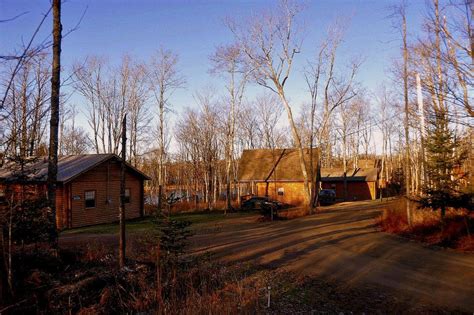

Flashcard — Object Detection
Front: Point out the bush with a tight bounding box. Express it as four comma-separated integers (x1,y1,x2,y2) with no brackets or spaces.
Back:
10,198,56,244
378,199,474,251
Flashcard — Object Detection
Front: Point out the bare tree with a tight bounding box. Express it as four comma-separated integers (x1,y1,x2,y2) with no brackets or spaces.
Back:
391,1,412,225
119,115,126,268
148,48,185,213
1,6,53,112
303,19,360,208
336,99,358,201
1,53,51,158
126,59,151,165
73,55,151,158
440,0,473,119
73,57,109,153
254,93,284,149
376,85,395,199
47,0,61,243
59,104,90,155
236,103,261,150
175,113,203,210
210,43,249,213
175,91,221,211
227,0,313,205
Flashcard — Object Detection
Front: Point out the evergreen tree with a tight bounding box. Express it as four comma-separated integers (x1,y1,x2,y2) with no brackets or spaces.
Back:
419,113,471,218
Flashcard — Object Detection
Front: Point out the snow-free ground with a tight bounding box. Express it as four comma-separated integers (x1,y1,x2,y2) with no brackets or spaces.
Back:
61,199,474,312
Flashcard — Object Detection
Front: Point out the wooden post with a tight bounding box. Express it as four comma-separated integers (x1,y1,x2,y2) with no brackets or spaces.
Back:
119,114,127,268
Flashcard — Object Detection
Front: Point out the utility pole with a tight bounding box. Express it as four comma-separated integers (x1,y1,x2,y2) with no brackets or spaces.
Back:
119,114,127,268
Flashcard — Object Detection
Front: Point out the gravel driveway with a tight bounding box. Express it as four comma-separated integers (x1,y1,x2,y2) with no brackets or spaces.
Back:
191,199,474,312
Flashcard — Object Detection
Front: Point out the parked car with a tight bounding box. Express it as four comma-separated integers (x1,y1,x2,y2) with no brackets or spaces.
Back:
241,196,285,211
318,189,336,205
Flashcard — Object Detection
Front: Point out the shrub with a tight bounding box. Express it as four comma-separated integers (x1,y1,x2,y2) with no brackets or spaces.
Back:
378,199,473,251
10,198,56,244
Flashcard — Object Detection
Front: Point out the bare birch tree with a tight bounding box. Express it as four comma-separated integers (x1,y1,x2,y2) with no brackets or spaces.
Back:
148,48,185,213
303,19,360,208
227,0,313,205
210,44,249,213
1,53,51,158
391,1,412,225
59,104,90,155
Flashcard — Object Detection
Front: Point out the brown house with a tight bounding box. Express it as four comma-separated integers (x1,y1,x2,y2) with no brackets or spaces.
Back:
320,168,379,200
237,149,380,205
0,154,150,229
237,148,318,206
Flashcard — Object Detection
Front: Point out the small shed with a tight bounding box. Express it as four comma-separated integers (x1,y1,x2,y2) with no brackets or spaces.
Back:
0,154,150,229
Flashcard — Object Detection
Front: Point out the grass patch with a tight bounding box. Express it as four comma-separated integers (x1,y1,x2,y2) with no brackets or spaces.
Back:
61,211,257,236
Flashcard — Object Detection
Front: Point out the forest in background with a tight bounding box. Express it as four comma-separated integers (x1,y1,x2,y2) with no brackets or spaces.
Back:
0,0,472,211
0,0,473,312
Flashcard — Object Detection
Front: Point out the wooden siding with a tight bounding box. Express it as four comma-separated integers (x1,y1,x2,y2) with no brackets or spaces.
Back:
55,185,65,229
322,181,377,200
251,179,377,206
256,181,308,206
68,160,142,228
0,159,146,229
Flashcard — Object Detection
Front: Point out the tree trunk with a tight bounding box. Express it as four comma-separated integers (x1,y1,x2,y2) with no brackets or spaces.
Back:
343,132,348,201
277,87,311,206
47,0,61,243
402,9,412,226
119,115,127,268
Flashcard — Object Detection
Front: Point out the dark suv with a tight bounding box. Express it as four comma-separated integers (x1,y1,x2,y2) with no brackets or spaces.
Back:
318,189,336,205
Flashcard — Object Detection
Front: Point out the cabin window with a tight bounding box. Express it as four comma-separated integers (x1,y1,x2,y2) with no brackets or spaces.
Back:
124,188,131,203
277,187,284,196
85,190,96,208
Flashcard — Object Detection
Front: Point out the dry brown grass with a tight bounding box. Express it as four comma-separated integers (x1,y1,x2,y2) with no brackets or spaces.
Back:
378,198,474,251
277,207,309,219
2,234,267,314
145,200,241,215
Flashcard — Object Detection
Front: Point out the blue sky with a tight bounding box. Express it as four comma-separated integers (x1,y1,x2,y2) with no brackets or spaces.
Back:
1,0,427,138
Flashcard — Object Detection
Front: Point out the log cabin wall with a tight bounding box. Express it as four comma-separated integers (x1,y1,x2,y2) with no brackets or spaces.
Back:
67,160,142,228
0,154,149,230
252,180,377,206
256,181,308,206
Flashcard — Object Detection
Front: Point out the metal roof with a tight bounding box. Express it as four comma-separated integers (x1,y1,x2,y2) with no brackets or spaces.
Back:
237,149,378,182
237,148,319,181
0,154,150,183
320,168,379,182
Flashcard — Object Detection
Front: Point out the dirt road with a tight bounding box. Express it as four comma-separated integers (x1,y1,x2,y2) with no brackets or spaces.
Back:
191,200,474,312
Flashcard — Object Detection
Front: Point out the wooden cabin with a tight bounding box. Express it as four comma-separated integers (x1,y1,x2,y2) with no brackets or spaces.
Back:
320,168,379,200
237,148,318,206
0,154,150,229
237,149,380,205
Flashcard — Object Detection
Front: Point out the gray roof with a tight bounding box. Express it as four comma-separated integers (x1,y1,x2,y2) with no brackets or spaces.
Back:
0,154,150,183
